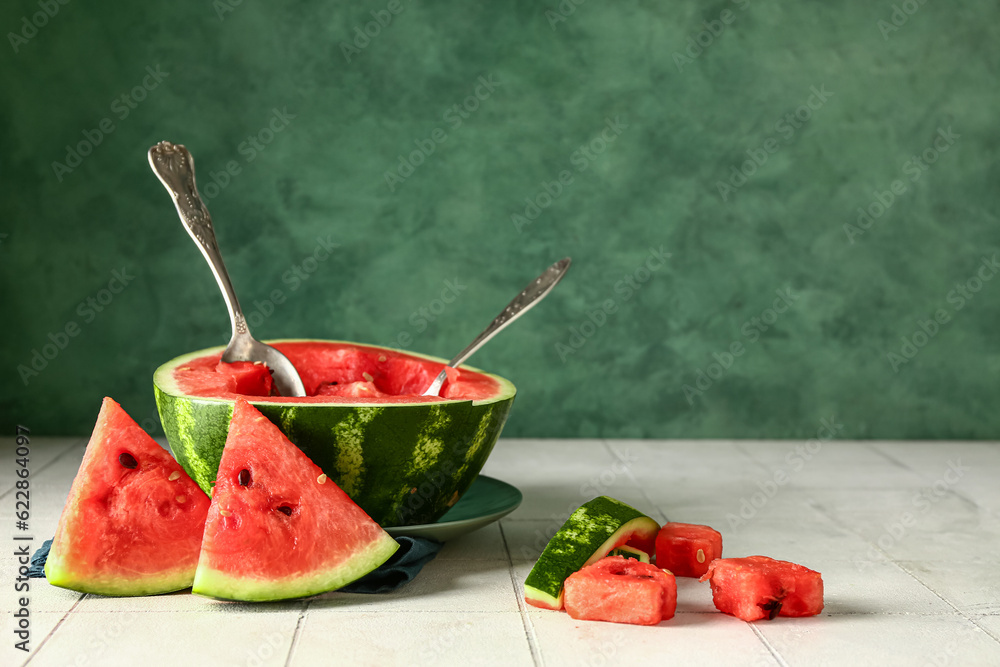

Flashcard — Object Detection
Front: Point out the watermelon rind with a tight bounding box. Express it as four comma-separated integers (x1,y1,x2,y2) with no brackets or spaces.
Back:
153,339,516,526
607,545,650,563
45,558,196,598
192,533,399,602
523,496,660,610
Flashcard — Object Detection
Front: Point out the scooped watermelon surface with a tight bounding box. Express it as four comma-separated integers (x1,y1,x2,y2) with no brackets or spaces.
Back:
192,399,399,601
154,340,516,526
46,397,210,596
524,496,659,610
564,556,677,626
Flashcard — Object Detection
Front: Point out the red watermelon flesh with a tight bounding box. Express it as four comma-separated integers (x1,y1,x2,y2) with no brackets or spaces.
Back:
175,360,275,397
314,380,389,398
655,522,723,577
45,397,210,596
192,398,399,601
173,341,500,402
217,361,275,395
563,556,677,626
700,556,824,621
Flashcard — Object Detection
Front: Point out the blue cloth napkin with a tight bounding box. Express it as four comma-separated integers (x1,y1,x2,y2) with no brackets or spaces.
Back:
28,535,441,595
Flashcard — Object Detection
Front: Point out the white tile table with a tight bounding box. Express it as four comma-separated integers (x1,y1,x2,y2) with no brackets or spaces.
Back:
2,437,999,666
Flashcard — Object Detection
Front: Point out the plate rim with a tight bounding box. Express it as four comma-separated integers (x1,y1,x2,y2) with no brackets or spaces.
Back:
382,475,522,539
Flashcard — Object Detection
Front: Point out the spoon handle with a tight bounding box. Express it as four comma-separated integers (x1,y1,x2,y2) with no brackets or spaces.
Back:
423,257,572,396
148,141,248,339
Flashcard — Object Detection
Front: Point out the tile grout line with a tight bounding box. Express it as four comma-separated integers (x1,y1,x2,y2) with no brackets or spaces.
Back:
867,443,996,524
817,493,1000,645
892,561,1000,645
499,521,544,667
22,593,86,667
282,600,310,667
865,442,921,474
729,440,778,475
1,438,87,502
748,624,790,667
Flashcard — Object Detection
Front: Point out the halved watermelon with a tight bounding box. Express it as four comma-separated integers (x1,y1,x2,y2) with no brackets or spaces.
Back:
192,398,399,601
524,496,660,610
655,522,723,577
45,397,210,596
564,556,677,625
700,556,824,621
154,340,516,526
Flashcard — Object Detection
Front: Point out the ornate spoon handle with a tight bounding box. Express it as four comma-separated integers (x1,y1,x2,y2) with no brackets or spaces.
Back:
148,141,248,337
423,257,572,396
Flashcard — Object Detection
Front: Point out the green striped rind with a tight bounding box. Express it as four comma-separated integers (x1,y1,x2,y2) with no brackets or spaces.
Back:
191,532,399,602
153,340,516,526
523,496,660,610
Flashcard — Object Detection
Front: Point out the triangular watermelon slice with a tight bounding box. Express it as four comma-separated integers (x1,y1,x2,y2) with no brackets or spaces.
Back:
192,398,399,601
46,397,211,596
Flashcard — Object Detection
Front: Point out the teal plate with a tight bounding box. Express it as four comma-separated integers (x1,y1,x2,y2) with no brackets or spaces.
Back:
382,475,522,542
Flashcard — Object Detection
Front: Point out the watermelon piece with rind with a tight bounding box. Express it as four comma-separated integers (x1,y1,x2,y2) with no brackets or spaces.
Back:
192,398,399,601
564,556,677,625
45,397,211,596
523,496,659,610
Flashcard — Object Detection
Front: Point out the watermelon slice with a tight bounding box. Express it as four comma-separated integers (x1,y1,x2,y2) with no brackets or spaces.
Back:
45,397,211,596
655,522,723,577
192,399,399,601
564,556,677,625
524,496,659,610
700,556,824,621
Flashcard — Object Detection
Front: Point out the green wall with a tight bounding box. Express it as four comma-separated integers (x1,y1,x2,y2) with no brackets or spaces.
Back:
2,1,999,439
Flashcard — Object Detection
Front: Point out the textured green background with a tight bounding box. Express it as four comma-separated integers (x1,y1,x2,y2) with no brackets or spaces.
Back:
2,1,998,439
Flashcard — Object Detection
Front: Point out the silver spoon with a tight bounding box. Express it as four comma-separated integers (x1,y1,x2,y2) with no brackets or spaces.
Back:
422,258,572,397
148,141,307,397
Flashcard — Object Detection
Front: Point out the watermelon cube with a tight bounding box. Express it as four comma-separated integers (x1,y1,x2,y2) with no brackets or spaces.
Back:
700,556,824,621
563,556,677,626
655,522,723,577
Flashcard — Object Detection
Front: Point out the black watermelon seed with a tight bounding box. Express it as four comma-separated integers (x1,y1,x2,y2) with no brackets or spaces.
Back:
238,469,251,486
276,506,292,516
118,452,138,469
760,599,783,620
